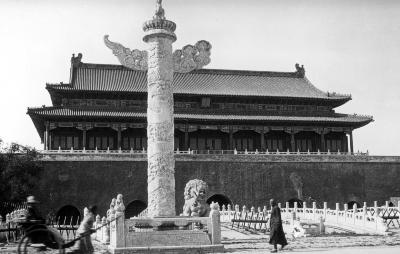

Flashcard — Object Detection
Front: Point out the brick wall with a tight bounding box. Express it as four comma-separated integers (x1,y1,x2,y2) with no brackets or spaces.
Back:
33,154,400,217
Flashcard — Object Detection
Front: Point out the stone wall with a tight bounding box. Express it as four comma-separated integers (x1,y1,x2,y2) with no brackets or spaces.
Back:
33,154,400,217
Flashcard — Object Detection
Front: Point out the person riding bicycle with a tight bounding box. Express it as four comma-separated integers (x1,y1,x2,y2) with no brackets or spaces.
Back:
24,196,45,224
20,196,46,245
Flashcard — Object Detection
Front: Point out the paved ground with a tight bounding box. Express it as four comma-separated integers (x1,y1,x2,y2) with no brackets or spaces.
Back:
1,226,400,253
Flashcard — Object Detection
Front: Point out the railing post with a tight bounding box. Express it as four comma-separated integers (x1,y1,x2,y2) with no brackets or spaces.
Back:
233,204,238,212
385,201,389,209
373,201,380,230
398,201,400,212
363,203,367,226
227,204,232,221
209,203,221,244
110,212,125,248
323,202,327,220
353,203,357,225
278,203,281,209
101,216,108,244
303,202,307,216
95,215,101,240
374,201,378,217
312,202,316,221
344,203,348,222
335,203,339,223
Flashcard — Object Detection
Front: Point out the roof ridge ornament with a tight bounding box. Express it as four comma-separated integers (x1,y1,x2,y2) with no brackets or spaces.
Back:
154,0,165,20
71,53,82,67
295,63,305,78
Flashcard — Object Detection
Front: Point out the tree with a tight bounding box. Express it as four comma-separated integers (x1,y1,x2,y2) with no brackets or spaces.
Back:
0,139,43,203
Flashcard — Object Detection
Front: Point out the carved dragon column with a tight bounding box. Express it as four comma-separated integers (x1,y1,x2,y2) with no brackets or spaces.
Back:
104,0,211,217
142,9,177,218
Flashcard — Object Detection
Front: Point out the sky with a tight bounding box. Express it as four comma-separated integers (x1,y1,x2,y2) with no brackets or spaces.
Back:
0,0,399,155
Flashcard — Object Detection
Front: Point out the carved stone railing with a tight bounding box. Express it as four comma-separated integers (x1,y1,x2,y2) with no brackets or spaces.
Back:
219,201,399,235
39,148,369,156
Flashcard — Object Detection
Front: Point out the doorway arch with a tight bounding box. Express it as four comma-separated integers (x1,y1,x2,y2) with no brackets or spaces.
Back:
347,201,362,208
125,200,147,218
206,194,233,209
56,205,81,225
287,198,303,208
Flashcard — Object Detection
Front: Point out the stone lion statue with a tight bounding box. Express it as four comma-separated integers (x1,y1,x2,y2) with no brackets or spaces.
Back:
182,179,210,217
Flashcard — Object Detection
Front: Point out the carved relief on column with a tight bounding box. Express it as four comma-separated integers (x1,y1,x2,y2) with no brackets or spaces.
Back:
146,36,176,217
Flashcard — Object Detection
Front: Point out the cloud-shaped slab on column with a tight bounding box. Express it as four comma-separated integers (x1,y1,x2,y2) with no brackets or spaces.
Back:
104,35,148,71
173,40,211,73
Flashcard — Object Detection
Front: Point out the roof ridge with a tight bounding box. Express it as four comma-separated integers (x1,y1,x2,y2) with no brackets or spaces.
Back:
79,62,302,78
46,83,72,87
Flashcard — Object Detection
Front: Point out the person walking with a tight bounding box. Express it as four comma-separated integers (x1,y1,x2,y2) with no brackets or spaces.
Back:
70,205,97,254
269,199,287,252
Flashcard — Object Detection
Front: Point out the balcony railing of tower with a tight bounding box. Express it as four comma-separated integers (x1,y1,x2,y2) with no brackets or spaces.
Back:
39,147,369,156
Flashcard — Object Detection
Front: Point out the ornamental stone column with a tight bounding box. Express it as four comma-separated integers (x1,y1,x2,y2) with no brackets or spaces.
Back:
104,0,211,217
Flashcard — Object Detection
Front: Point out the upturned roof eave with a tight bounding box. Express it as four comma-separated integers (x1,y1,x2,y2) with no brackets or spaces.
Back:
44,85,351,105
27,106,373,129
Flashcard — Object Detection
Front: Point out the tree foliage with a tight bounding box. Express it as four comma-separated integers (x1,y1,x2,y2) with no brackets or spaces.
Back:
0,138,43,202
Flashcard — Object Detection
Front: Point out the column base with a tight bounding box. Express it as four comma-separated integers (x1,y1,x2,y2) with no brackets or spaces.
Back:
109,244,224,254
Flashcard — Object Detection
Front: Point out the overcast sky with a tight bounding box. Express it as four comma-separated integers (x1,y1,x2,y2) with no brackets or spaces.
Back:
0,0,399,155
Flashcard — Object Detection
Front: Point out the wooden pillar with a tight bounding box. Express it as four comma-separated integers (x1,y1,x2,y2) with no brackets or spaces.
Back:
82,128,87,149
43,123,49,150
117,127,122,149
342,133,347,152
48,132,52,150
349,131,354,154
290,132,295,152
320,132,325,152
229,128,234,150
260,131,265,151
184,127,189,150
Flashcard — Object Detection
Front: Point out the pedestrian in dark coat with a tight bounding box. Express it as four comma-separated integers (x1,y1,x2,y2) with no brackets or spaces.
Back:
269,199,287,252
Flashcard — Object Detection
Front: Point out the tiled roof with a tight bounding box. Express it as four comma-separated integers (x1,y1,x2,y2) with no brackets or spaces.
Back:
46,63,351,100
27,107,372,125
